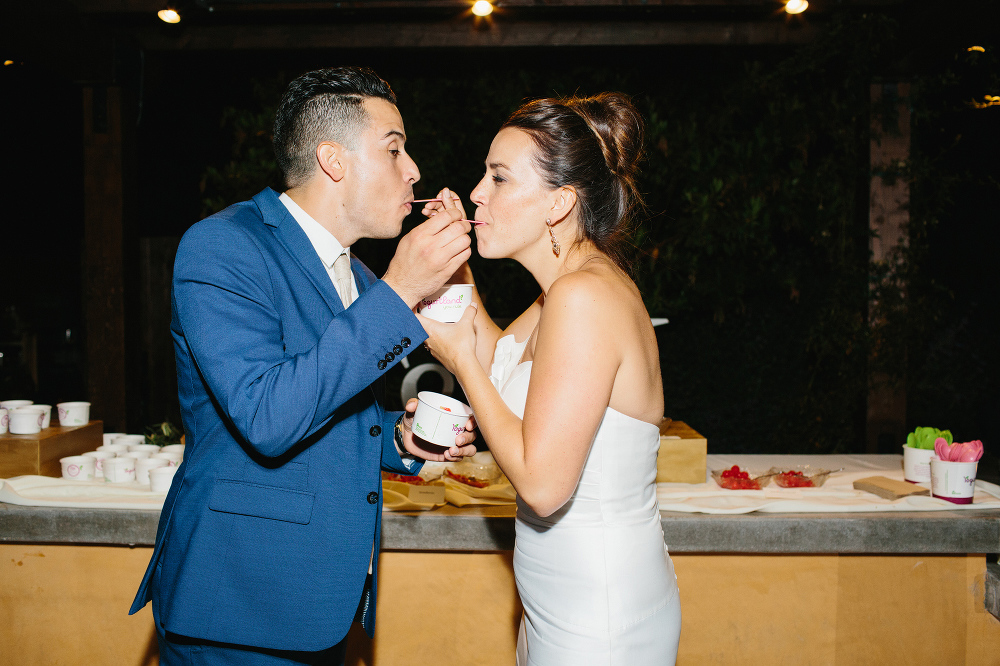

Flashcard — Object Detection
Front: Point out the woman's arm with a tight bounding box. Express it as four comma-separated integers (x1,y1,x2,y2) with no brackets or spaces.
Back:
426,271,621,517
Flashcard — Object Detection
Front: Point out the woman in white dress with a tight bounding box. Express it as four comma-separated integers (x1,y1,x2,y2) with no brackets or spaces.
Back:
417,93,681,665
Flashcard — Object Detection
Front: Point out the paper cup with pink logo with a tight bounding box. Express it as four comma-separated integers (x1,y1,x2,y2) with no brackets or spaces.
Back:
57,401,91,426
930,457,978,504
0,408,8,435
149,465,178,492
9,408,43,434
151,452,183,467
60,456,96,481
136,457,169,484
412,391,474,447
103,456,136,483
418,284,474,323
83,450,115,480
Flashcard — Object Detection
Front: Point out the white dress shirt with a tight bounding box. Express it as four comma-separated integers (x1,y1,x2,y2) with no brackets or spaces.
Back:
279,192,358,304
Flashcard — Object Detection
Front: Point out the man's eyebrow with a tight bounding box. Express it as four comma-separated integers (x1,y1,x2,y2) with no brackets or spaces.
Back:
382,130,406,141
487,161,509,171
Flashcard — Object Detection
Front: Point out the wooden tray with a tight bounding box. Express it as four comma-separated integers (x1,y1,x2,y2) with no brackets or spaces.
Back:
0,421,104,478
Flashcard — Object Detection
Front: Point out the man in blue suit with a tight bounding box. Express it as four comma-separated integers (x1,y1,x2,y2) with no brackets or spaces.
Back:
130,67,477,664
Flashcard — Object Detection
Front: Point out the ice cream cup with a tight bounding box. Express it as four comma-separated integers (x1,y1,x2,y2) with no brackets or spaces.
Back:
160,444,185,457
151,452,183,467
136,457,169,485
56,401,91,426
113,434,146,447
902,444,936,483
60,455,96,481
411,391,474,448
418,284,474,323
930,457,978,504
96,444,129,455
149,465,178,492
9,408,43,435
102,432,126,447
103,456,136,483
0,399,33,413
128,443,161,456
83,450,115,479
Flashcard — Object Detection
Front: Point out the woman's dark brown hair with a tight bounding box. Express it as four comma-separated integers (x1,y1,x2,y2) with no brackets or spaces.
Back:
501,92,645,271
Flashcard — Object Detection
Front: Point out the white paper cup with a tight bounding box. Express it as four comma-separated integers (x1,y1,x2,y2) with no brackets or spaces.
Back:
149,465,178,492
930,457,978,504
136,457,169,485
102,432,126,447
31,404,52,428
160,444,185,456
96,444,129,455
902,445,936,483
0,399,33,413
0,408,7,435
418,284,474,323
128,443,161,456
411,391,474,447
60,456,96,481
9,408,42,434
82,450,115,479
103,456,136,483
56,401,91,426
151,452,183,467
113,434,146,447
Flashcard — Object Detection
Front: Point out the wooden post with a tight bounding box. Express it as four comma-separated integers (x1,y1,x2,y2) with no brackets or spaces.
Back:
82,85,127,433
867,82,910,453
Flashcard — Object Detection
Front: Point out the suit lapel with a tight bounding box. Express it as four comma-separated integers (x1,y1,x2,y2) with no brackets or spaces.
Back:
253,188,344,315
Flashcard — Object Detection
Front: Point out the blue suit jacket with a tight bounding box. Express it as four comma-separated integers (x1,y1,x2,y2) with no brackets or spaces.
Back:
129,187,428,651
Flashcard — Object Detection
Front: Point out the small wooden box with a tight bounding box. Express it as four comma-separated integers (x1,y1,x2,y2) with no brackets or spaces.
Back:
657,420,707,484
0,421,104,478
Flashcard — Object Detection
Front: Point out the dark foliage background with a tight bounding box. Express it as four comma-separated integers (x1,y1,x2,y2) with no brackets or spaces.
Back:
177,13,998,457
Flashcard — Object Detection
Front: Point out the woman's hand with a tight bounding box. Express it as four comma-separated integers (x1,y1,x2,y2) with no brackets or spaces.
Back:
421,186,468,224
416,302,479,377
400,397,477,462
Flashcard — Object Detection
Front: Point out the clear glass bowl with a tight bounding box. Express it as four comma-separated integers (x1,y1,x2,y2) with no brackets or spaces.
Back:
711,466,775,490
769,465,833,488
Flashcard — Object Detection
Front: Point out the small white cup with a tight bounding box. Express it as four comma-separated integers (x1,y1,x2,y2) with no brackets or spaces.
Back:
0,399,33,413
0,408,7,435
411,391,474,447
151,452,183,467
930,457,978,504
57,401,91,426
103,456,136,483
8,408,42,435
96,444,129,455
32,404,52,428
418,284,474,323
135,457,169,485
113,434,146,448
160,444,185,456
82,450,116,479
128,443,161,456
149,465,178,492
902,445,936,483
60,456,96,480
102,432,126,447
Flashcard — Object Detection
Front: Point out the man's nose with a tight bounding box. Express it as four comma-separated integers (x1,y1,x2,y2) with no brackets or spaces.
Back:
405,154,420,184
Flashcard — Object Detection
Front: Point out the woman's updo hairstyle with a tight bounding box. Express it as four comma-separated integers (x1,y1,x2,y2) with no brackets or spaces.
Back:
501,92,645,271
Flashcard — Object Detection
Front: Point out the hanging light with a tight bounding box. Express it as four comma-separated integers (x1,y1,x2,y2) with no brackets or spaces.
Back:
785,0,808,14
472,1,494,17
967,46,986,52
157,8,181,23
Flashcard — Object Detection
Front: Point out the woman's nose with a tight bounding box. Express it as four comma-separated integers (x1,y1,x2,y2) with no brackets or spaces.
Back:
470,177,487,206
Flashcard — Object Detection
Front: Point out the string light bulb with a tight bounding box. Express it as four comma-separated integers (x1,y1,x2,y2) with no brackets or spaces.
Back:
157,8,181,23
472,1,494,17
785,0,808,14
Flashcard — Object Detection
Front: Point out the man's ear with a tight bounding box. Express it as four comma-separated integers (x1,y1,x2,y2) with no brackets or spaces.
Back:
549,186,577,225
316,141,346,183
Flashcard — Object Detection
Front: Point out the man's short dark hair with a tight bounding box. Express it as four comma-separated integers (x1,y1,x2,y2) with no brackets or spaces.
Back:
273,67,398,188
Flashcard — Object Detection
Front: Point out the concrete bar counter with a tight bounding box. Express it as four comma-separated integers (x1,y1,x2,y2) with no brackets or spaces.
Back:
2,501,999,664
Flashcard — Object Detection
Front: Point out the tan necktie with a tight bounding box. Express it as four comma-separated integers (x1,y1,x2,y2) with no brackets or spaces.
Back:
332,252,354,308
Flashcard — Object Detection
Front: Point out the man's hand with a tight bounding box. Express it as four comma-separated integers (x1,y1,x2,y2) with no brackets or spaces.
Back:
383,187,472,309
400,397,477,462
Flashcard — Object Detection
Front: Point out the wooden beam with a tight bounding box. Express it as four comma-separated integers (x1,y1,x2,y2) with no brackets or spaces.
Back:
132,19,817,49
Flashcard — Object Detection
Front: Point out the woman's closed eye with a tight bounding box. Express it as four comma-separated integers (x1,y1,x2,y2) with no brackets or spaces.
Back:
492,174,506,184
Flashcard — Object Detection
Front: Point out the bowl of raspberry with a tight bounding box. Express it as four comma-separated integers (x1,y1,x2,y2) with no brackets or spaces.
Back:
711,465,775,490
769,465,834,488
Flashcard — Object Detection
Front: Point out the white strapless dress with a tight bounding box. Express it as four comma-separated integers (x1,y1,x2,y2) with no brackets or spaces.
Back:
490,335,682,665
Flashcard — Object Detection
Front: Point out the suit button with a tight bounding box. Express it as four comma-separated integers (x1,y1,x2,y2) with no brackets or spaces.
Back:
401,337,411,348
367,491,378,505
392,345,403,355
384,352,394,362
377,359,387,370
370,425,381,437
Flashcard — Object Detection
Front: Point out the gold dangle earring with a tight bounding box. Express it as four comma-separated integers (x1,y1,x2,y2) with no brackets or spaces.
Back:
546,218,561,257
